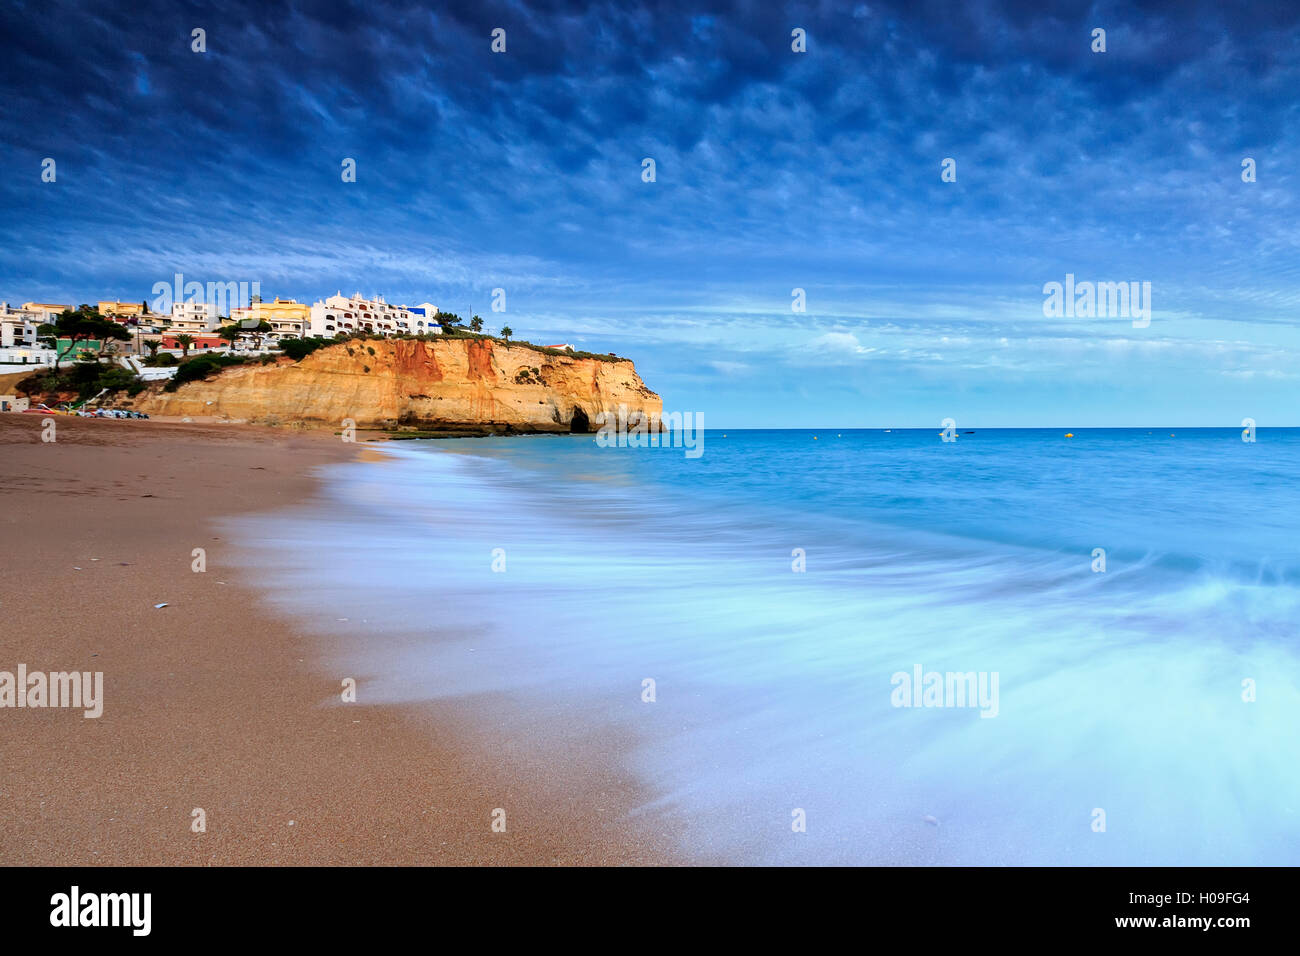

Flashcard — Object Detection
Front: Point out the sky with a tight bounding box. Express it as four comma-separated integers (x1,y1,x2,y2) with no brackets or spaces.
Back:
3,0,1300,427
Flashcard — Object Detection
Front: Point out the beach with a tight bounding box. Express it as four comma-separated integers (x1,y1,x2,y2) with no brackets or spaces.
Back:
0,414,671,866
6,416,1300,866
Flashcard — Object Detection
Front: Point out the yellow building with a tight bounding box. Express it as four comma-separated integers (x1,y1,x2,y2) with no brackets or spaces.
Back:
231,297,309,337
21,302,71,322
98,300,145,317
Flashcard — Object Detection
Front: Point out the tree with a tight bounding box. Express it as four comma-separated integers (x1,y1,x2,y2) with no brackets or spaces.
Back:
500,326,512,341
243,319,272,350
51,310,86,368
469,316,483,332
143,340,161,360
217,325,243,348
174,334,196,358
50,308,129,370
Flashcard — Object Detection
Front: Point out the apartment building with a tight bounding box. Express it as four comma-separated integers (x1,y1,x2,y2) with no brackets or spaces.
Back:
230,296,310,338
167,300,220,335
307,293,442,338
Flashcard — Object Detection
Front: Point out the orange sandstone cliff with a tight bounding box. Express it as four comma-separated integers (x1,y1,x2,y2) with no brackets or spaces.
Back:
129,338,661,433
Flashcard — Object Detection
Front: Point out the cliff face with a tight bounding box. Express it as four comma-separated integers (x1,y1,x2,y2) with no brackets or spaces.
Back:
129,338,661,432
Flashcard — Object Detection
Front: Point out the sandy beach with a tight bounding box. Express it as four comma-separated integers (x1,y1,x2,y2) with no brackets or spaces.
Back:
0,413,671,865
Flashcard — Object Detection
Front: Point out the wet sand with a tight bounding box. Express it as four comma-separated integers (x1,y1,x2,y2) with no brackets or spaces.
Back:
0,414,672,865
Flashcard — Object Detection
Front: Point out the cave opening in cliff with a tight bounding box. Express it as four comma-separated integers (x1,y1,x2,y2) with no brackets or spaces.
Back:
570,406,590,433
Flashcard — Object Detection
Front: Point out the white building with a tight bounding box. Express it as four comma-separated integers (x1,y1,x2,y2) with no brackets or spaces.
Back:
0,304,60,366
0,346,56,367
307,293,443,338
1,303,42,348
0,304,54,363
167,300,220,335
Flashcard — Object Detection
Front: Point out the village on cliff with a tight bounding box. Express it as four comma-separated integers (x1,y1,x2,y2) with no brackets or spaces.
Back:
0,289,578,414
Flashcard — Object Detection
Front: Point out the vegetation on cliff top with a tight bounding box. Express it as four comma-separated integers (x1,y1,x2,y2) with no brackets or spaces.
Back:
145,329,632,396
279,329,628,363
18,361,145,401
279,337,336,360
431,327,627,362
164,352,275,391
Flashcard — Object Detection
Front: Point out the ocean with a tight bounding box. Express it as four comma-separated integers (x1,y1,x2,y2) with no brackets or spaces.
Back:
228,428,1300,865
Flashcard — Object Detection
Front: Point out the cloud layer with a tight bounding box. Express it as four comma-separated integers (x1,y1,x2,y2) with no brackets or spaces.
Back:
3,0,1298,424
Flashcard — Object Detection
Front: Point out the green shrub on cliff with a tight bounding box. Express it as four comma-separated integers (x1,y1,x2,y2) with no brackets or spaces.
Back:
95,366,141,395
165,353,248,392
279,337,335,361
17,362,143,401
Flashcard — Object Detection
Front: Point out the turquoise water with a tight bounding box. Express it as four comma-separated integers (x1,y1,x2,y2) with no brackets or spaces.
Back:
232,428,1300,864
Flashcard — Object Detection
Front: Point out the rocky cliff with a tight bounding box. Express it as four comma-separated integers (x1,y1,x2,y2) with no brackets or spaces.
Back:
129,338,661,433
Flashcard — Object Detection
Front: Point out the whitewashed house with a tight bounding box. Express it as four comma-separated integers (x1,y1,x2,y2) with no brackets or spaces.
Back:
308,293,443,338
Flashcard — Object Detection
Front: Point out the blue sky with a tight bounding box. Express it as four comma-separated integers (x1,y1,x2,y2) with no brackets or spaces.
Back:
3,0,1299,426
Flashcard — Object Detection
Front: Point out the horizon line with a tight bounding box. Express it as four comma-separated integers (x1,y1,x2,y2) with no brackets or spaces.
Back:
688,425,1287,431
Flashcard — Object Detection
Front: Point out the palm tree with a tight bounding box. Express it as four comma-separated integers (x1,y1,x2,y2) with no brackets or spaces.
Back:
500,326,513,341
174,334,195,358
469,316,483,332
